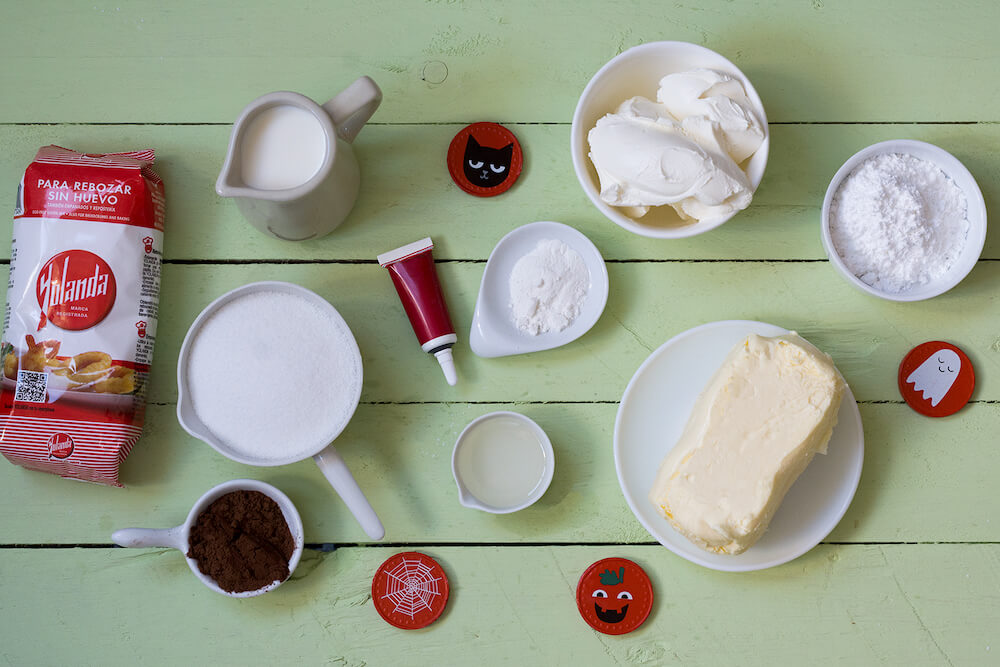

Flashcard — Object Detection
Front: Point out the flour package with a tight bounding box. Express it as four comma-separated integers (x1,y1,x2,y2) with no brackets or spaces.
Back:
0,146,164,486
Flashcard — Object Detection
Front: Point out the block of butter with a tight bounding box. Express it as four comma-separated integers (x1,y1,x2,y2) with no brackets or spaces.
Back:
648,333,845,555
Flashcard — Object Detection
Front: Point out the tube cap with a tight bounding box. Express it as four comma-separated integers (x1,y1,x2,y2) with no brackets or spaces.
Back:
434,348,458,386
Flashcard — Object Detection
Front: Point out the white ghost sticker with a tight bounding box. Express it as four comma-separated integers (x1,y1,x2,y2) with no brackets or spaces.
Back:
905,348,961,407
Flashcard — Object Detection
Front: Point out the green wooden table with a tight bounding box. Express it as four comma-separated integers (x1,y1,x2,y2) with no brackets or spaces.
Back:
1,1,997,664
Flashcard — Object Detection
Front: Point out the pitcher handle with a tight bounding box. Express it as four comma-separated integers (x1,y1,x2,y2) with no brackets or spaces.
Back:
322,76,383,144
313,444,385,540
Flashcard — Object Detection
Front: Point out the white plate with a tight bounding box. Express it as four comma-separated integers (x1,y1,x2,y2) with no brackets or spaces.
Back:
469,221,609,358
614,320,864,571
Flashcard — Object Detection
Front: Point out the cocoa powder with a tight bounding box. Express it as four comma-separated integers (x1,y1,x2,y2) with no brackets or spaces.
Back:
187,490,295,594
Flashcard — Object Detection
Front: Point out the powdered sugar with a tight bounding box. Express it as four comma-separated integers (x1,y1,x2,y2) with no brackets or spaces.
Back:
829,152,969,293
186,291,361,462
509,239,589,335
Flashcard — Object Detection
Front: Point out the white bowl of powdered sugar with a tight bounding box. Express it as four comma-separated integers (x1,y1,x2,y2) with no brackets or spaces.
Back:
821,140,986,301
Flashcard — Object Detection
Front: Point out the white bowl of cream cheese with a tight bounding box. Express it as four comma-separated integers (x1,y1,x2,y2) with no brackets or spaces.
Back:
571,41,769,239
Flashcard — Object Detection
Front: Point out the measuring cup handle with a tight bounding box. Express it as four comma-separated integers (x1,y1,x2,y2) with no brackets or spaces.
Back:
322,76,382,144
313,445,385,541
111,526,185,551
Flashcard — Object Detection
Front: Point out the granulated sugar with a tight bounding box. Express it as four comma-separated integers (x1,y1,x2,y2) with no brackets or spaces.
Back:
186,291,361,461
509,239,589,335
829,152,968,293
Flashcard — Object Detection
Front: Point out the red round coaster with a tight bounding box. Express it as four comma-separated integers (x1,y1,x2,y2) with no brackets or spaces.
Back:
447,122,523,197
898,341,975,417
576,557,653,635
372,552,449,629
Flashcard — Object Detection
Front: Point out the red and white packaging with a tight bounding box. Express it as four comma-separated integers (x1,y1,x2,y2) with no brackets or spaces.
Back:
0,146,165,486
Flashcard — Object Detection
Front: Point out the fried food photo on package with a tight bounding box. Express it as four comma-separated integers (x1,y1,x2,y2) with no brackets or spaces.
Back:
3,335,136,397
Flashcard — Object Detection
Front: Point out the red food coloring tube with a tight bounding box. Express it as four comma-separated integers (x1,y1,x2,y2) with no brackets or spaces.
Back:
377,238,458,386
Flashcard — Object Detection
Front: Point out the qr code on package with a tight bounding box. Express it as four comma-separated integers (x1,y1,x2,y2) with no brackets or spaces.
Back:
15,370,47,403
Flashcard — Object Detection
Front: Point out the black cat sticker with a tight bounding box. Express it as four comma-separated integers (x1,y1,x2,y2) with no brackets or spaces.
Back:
463,136,513,188
447,122,523,197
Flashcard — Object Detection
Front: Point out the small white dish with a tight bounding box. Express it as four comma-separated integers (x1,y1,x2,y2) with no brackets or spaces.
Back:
571,41,770,239
111,479,305,597
452,411,555,514
614,320,864,572
469,221,609,358
821,139,987,301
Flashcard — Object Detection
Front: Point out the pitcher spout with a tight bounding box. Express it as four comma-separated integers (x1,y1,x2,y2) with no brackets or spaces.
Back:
216,125,245,198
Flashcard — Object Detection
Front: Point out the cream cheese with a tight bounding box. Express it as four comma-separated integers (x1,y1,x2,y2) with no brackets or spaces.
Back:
648,333,845,555
587,105,751,223
656,69,764,164
587,68,764,224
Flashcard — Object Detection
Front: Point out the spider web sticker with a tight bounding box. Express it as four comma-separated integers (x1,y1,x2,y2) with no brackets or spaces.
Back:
372,552,450,629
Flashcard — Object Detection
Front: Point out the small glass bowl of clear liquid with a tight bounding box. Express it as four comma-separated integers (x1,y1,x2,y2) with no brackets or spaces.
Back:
451,411,555,513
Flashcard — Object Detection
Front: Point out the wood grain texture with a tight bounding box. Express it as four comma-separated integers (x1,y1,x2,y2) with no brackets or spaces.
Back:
0,545,996,665
1,1,998,123
0,403,997,545
1,0,998,663
2,262,990,405
0,123,997,261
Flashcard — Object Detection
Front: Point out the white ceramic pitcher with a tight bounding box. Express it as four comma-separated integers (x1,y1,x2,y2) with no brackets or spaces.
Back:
216,76,382,241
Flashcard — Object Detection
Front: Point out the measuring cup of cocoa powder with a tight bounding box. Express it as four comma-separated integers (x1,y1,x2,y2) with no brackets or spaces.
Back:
111,479,304,598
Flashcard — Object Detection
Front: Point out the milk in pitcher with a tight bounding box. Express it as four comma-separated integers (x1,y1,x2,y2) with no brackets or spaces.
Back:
239,105,327,190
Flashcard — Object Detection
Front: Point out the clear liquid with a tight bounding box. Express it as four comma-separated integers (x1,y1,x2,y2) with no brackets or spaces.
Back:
456,415,547,509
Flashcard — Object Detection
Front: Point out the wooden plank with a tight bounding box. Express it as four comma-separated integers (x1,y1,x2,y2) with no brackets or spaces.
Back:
1,123,997,261
1,2,998,123
1,2,995,664
2,261,997,404
0,545,995,665
1,402,997,545
3,261,981,405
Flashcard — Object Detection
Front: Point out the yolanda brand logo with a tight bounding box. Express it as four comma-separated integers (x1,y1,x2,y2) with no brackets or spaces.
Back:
36,250,117,330
142,236,154,253
135,320,147,338
47,432,74,459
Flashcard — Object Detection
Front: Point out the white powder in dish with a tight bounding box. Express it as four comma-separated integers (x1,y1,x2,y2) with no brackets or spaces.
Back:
509,239,589,335
829,152,969,293
186,291,361,461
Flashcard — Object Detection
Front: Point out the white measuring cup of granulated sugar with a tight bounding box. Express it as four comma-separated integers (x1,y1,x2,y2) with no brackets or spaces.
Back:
176,281,385,540
216,76,382,241
111,479,305,598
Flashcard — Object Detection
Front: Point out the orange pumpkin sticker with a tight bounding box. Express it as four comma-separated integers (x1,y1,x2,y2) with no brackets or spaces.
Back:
575,557,653,635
